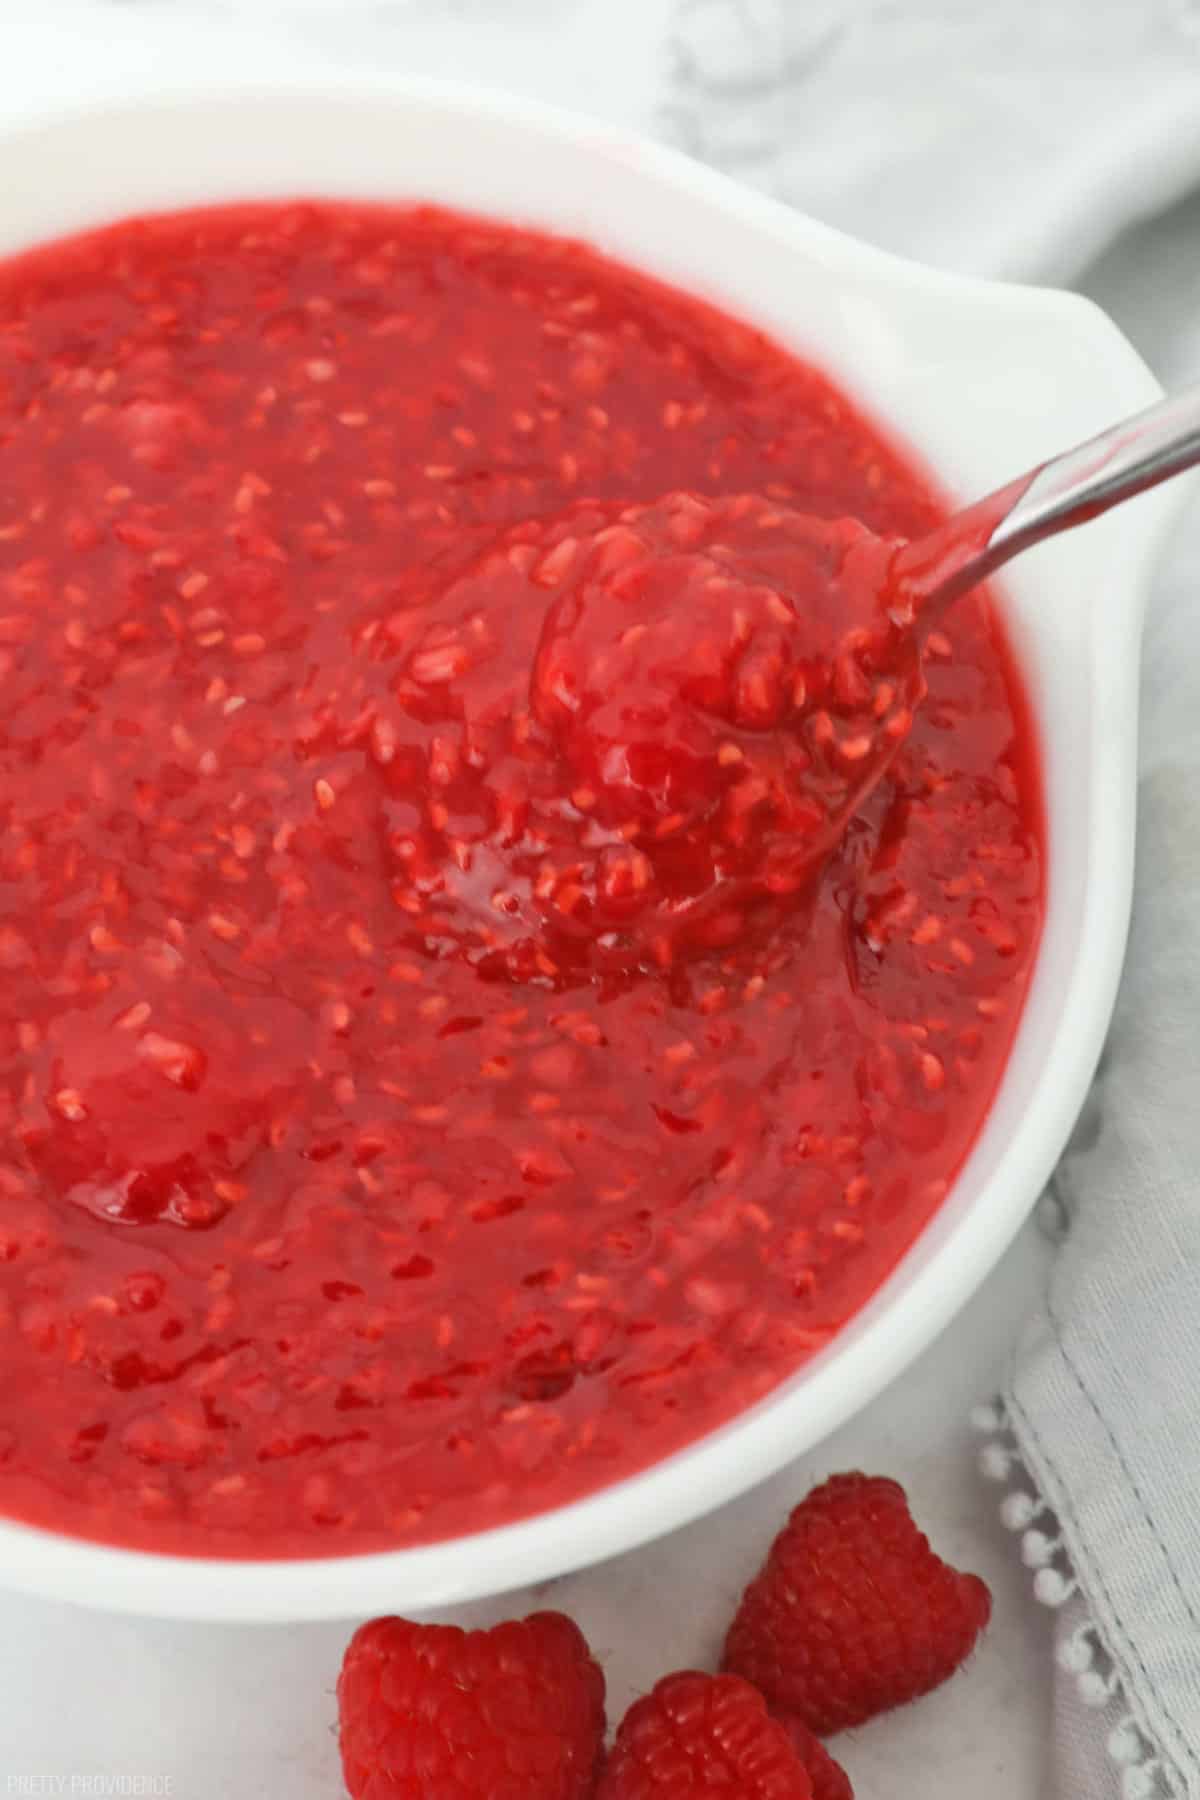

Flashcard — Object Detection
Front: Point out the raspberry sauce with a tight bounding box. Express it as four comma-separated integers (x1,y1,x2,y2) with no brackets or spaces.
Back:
0,203,1043,1555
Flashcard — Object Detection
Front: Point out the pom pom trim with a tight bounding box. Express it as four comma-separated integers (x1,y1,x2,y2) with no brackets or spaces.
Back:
972,1398,1176,1799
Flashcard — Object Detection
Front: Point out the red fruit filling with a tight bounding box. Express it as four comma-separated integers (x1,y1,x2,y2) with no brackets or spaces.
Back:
0,202,1042,1555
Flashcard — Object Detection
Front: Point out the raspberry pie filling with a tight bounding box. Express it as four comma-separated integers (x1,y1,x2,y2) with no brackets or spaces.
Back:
0,203,1043,1555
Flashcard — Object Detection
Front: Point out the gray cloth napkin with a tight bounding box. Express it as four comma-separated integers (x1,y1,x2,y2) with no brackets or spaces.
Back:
10,3,1200,1793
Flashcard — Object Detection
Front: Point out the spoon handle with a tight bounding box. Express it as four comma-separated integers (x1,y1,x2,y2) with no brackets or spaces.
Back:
892,381,1200,618
991,379,1200,561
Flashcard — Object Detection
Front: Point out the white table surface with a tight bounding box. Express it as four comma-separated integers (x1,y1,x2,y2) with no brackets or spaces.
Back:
3,3,1196,1794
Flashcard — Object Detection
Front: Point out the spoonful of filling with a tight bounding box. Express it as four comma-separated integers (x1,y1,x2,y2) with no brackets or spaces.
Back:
527,492,915,957
390,380,1200,981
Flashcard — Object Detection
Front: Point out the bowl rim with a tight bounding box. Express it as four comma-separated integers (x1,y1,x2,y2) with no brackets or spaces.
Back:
0,69,1185,1621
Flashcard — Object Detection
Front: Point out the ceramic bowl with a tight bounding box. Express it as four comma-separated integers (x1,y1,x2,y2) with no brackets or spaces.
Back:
0,75,1182,1620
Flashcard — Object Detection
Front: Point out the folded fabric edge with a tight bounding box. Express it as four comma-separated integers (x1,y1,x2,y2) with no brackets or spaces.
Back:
971,1399,1178,1800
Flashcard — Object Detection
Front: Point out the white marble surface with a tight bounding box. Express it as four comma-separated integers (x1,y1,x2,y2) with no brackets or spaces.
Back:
2,2,1198,1794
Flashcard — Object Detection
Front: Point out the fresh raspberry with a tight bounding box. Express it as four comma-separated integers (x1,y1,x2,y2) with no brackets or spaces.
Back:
597,1670,813,1799
723,1472,991,1733
337,1611,606,1800
776,1716,853,1800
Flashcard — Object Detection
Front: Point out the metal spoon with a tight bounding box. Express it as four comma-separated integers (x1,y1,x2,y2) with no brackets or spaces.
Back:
510,387,1200,971
889,378,1200,621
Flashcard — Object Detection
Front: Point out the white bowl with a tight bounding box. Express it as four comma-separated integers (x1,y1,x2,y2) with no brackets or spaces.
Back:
0,76,1183,1621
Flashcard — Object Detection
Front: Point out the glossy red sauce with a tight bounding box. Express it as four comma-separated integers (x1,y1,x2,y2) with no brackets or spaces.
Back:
0,203,1043,1556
